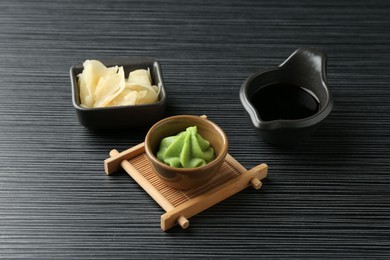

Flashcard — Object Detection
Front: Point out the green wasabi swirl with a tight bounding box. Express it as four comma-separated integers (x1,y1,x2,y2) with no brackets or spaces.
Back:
156,126,215,168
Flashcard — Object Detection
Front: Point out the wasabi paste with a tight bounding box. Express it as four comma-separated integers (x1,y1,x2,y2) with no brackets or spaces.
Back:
156,126,215,168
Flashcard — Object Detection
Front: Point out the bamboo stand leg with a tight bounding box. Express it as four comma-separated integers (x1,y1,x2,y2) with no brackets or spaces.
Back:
250,177,262,189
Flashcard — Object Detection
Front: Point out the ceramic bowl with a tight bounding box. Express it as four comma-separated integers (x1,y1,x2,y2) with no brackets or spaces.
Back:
145,115,228,190
240,48,333,146
70,57,167,130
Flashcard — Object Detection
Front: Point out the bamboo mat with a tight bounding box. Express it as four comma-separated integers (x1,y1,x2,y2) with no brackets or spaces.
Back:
0,0,389,258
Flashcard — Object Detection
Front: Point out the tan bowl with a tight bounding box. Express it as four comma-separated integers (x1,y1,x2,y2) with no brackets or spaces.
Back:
145,115,228,190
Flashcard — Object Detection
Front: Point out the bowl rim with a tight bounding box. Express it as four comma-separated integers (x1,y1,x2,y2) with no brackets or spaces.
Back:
145,115,228,173
239,51,333,130
70,57,167,111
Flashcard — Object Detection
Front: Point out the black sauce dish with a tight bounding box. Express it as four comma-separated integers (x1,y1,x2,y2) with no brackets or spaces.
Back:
240,48,334,146
70,57,167,130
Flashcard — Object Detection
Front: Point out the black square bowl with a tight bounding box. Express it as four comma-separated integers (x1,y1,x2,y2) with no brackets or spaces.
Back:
70,58,167,130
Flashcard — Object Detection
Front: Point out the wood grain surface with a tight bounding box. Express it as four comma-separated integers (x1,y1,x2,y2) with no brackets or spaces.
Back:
1,0,389,258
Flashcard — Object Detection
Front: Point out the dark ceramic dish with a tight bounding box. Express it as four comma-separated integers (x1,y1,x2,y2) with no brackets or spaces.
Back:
240,48,333,146
70,58,167,130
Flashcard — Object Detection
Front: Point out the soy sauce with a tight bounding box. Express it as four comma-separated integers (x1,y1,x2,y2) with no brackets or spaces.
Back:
250,83,319,121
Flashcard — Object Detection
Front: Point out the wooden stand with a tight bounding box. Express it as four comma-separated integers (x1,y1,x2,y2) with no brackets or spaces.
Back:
104,143,268,231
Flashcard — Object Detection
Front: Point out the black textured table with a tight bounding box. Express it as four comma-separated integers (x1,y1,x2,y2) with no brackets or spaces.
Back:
1,0,390,258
